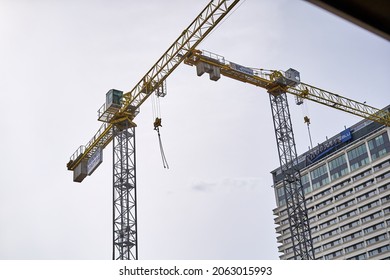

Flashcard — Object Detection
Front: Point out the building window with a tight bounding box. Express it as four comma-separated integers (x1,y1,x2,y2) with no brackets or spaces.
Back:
324,249,343,260
366,233,387,245
373,159,390,171
361,211,382,223
323,239,341,250
301,173,312,195
281,219,289,226
348,144,370,171
321,228,339,239
378,183,390,193
345,241,364,254
333,179,350,191
354,179,374,192
311,164,330,190
363,222,385,235
319,218,337,229
368,133,390,161
352,169,372,182
283,238,292,245
376,171,390,182
285,247,294,254
381,194,390,204
277,187,286,206
314,247,322,254
318,208,335,219
347,252,367,260
334,188,353,201
328,154,349,181
280,209,288,216
359,200,380,213
343,231,362,243
356,189,377,202
314,188,331,200
368,244,390,257
316,198,333,210
337,199,355,211
312,236,320,244
338,209,357,221
340,219,360,232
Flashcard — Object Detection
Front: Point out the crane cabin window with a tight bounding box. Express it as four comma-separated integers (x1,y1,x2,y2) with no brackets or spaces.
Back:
106,89,123,110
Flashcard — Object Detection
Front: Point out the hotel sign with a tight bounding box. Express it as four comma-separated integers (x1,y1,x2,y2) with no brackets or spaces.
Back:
306,128,351,164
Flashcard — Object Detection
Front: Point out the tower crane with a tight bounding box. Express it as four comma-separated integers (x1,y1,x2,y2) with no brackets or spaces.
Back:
183,49,390,260
66,0,241,260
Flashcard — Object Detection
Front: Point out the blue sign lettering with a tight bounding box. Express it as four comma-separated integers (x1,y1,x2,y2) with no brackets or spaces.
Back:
340,128,352,143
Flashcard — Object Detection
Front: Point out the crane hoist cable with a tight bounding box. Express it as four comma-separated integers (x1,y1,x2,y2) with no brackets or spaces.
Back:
152,93,169,169
304,115,314,149
154,117,169,169
297,98,314,150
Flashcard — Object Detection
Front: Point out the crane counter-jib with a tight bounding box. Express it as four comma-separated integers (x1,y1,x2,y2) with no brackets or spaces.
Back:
67,0,242,180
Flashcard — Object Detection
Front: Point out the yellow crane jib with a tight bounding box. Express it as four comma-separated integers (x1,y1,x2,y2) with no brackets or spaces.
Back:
67,0,241,182
185,49,390,127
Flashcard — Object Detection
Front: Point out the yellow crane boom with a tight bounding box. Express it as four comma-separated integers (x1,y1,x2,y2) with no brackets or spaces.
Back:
184,49,390,126
67,0,241,173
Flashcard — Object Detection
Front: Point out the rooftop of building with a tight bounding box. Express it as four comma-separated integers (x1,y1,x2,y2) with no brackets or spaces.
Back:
271,105,390,185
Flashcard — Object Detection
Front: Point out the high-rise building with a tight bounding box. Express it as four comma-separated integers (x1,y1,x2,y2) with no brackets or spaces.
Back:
272,111,390,260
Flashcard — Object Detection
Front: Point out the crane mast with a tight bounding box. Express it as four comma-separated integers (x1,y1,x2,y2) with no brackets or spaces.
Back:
184,49,390,260
67,0,241,260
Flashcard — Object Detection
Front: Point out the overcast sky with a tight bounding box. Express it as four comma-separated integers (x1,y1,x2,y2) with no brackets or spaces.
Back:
0,0,388,260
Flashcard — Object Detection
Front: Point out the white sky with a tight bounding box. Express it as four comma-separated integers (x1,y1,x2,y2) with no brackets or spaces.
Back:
0,0,388,260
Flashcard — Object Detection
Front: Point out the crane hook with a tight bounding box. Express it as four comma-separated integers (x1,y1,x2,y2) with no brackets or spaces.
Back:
153,118,169,169
154,117,162,130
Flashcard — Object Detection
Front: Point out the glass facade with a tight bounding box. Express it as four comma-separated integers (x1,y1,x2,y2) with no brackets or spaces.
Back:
277,187,286,206
273,123,390,260
369,132,390,161
311,164,329,190
275,129,390,204
347,143,370,171
328,154,349,180
301,173,311,194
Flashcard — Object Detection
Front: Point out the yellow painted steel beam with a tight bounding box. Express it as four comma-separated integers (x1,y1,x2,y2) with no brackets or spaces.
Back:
67,123,113,170
287,83,390,126
67,0,241,172
185,49,390,127
119,0,241,115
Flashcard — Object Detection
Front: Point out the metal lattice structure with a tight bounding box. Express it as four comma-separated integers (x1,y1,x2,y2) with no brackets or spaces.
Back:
67,0,241,174
67,1,243,260
184,49,389,259
269,93,314,260
113,124,137,260
184,50,390,127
